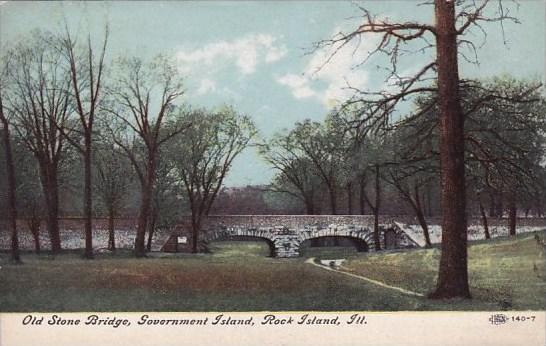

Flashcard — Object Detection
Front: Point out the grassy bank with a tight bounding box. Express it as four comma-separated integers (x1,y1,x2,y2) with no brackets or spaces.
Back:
0,232,544,311
341,231,546,310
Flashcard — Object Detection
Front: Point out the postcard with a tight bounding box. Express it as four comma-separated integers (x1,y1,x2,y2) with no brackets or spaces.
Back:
0,1,545,345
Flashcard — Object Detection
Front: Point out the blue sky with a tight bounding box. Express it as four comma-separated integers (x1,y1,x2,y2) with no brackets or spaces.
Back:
1,1,544,186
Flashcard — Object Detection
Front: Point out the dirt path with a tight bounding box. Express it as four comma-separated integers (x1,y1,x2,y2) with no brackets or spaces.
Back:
305,257,424,297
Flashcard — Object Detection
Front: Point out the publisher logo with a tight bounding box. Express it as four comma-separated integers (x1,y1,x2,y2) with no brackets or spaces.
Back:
489,314,508,325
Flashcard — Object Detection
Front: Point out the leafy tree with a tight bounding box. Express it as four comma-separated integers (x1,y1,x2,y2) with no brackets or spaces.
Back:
168,107,256,253
276,117,348,214
462,78,546,235
104,55,187,257
261,133,323,215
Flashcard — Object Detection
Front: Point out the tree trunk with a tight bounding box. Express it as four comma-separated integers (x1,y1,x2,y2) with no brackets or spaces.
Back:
359,177,366,215
83,136,94,259
488,191,496,217
373,165,381,251
508,198,517,236
430,0,470,299
107,207,116,251
135,158,156,257
425,183,433,217
495,192,504,218
479,199,490,240
28,218,41,254
135,183,152,257
41,166,62,254
191,215,201,254
328,183,337,215
346,182,353,215
146,210,157,252
304,196,315,215
414,185,432,248
1,119,21,262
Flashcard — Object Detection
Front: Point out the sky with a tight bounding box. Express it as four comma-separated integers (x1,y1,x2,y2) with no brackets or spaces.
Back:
1,1,544,186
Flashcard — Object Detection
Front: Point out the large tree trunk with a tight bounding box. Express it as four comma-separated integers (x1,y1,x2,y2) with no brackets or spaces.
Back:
478,198,490,240
83,137,94,259
107,207,116,251
373,165,381,251
508,198,517,236
135,158,156,257
430,0,470,299
1,119,21,262
135,182,152,257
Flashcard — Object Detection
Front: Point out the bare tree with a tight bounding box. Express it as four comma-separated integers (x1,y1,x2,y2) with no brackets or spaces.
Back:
56,27,109,258
0,56,21,262
6,32,72,254
94,137,133,251
169,107,256,253
105,56,186,257
314,0,521,299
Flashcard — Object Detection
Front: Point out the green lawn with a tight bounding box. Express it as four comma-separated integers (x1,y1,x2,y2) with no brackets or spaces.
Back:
0,232,544,312
342,231,546,310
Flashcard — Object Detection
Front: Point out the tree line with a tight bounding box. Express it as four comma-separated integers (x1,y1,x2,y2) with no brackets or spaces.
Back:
262,78,546,249
0,28,256,261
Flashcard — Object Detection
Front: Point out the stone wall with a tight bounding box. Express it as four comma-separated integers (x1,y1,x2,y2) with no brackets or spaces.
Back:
1,215,544,252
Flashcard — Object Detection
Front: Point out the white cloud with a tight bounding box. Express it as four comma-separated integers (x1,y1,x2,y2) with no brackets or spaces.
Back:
197,78,217,95
177,33,287,76
177,34,287,97
276,27,377,108
276,74,316,99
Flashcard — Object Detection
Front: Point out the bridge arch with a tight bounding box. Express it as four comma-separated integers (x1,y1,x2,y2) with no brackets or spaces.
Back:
294,226,373,256
299,235,369,252
206,228,277,257
204,225,386,258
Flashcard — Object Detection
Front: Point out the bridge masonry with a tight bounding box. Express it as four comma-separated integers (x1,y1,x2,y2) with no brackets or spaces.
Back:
204,223,417,258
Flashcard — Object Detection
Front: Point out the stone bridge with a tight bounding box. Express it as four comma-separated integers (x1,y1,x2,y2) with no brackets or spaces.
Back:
203,223,416,257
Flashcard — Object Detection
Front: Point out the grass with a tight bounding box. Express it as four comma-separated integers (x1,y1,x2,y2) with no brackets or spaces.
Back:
0,232,544,312
342,230,546,310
